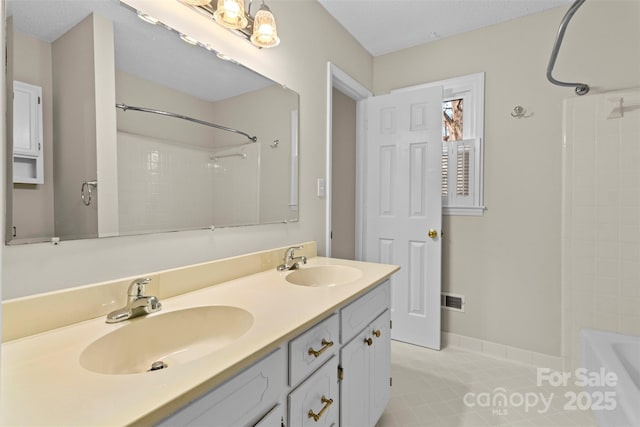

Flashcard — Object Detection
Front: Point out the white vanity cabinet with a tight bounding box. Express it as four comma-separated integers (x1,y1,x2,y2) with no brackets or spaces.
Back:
156,348,286,427
156,280,391,427
339,281,391,427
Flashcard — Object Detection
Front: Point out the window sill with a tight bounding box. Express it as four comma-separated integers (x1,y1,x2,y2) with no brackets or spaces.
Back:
443,206,486,216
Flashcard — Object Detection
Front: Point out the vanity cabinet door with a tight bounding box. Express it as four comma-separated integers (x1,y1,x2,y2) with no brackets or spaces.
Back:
339,328,370,427
339,309,391,427
370,309,391,424
253,403,284,427
288,356,339,427
156,348,286,427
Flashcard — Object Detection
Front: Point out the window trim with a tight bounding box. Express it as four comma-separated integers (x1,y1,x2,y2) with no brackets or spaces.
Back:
393,72,485,216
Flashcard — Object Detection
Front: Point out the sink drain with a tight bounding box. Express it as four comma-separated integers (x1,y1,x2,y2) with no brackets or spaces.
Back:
148,361,168,372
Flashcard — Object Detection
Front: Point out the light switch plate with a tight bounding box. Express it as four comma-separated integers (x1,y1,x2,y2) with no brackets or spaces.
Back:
317,178,326,198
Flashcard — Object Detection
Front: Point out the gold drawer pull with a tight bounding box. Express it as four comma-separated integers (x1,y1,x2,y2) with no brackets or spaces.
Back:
308,396,333,422
308,339,333,358
364,337,373,346
372,329,381,338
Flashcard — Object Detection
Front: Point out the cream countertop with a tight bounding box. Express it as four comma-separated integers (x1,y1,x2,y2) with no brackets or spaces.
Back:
1,256,398,426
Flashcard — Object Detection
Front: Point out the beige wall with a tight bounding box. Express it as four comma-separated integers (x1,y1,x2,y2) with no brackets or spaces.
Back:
93,14,119,238
209,85,298,224
52,14,100,240
2,0,373,299
373,1,640,356
8,29,55,241
331,88,356,260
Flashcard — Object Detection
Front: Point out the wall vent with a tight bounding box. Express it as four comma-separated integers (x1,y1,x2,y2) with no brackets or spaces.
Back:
441,292,465,312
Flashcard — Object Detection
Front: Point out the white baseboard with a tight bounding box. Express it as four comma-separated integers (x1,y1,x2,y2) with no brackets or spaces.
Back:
442,332,565,371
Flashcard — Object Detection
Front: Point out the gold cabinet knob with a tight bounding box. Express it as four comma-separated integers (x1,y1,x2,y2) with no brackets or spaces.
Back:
372,329,381,338
428,229,438,239
364,337,373,346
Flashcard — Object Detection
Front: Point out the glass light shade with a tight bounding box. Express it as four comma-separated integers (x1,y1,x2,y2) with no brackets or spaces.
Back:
250,4,280,48
183,0,212,5
214,0,248,29
136,11,159,25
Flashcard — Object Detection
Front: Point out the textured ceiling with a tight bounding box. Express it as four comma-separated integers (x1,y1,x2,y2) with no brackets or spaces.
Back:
318,0,572,56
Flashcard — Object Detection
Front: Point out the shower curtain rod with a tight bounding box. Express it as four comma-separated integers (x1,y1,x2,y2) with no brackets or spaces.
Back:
546,0,589,96
115,103,257,143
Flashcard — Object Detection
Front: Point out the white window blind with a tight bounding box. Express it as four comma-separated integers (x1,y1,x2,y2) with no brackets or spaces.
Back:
443,138,476,208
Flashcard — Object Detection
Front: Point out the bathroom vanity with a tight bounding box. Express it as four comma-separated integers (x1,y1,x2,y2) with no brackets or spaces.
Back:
0,245,398,426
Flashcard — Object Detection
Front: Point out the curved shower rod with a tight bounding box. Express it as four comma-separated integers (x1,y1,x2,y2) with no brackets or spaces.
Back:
116,103,257,143
547,0,589,96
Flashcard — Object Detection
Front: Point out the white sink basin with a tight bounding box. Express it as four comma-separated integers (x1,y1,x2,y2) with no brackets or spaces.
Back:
285,265,362,287
80,306,253,375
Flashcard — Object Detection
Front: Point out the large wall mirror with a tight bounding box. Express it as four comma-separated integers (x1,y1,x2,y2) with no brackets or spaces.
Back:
5,0,299,245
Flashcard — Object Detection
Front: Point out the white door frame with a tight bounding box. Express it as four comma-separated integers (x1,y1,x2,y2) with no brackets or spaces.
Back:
325,62,372,259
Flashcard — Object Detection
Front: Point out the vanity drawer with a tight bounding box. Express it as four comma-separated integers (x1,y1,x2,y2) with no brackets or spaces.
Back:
340,280,390,344
289,313,338,387
288,356,339,427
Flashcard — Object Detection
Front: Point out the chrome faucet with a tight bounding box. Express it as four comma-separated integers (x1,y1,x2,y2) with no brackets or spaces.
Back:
277,246,307,271
106,278,162,323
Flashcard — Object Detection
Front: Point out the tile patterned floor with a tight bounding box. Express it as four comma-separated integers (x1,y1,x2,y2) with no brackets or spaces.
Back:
376,341,599,427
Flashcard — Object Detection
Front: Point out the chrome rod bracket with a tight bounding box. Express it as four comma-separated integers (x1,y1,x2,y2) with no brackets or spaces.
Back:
546,0,590,96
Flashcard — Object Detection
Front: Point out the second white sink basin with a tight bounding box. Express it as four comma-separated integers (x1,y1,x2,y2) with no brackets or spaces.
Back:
80,306,253,375
285,265,362,287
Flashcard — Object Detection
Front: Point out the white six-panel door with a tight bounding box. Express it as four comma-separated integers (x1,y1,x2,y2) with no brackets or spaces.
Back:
364,87,443,350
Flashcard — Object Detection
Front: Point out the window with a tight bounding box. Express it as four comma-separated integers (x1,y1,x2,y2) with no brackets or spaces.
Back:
396,73,485,215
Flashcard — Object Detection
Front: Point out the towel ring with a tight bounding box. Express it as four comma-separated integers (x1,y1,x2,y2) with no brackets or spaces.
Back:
81,180,98,206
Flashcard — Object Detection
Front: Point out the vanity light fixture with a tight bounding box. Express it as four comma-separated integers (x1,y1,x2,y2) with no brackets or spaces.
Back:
250,2,279,48
179,33,199,45
184,0,213,5
179,0,280,49
136,11,159,25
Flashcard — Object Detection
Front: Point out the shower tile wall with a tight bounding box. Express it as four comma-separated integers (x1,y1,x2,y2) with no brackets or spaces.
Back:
562,89,640,370
117,131,259,234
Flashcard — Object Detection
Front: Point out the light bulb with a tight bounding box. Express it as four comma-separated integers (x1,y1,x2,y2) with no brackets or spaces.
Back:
214,0,248,29
250,4,280,48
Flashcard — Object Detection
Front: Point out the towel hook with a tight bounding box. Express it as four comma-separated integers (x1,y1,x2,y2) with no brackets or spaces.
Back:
511,106,533,119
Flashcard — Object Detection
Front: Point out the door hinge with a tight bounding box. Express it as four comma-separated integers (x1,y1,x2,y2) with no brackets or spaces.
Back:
390,320,392,329
338,366,344,381
330,231,333,240
38,96,41,104
38,143,41,151
390,377,393,387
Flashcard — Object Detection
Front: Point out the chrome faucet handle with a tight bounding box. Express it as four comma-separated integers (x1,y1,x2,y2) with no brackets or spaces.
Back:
284,245,303,261
128,277,152,302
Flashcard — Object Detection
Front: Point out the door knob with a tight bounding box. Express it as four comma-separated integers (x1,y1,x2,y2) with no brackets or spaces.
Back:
428,229,438,239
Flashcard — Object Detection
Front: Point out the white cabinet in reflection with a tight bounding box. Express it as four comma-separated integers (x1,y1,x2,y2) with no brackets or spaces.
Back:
13,80,44,184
